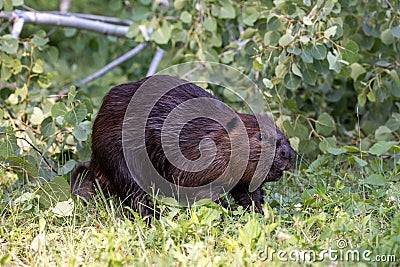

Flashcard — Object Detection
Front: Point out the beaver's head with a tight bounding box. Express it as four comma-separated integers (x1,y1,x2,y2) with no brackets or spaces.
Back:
266,128,295,181
229,114,295,185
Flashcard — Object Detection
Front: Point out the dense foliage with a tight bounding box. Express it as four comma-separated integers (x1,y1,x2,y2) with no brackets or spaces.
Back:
0,0,399,265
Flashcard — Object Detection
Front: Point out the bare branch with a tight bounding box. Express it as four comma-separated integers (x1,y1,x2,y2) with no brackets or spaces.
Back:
59,0,71,13
0,10,130,37
11,16,24,38
146,48,165,76
79,43,147,85
46,11,132,25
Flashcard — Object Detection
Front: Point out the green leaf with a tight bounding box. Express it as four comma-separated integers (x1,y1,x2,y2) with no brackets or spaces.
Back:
284,72,301,90
240,28,257,39
353,156,368,167
327,147,346,155
357,93,366,106
219,1,236,19
3,0,12,11
264,31,280,46
311,44,327,60
7,156,38,177
151,23,171,44
37,176,71,209
58,159,76,176
301,49,313,63
65,104,87,125
390,69,400,87
284,99,298,112
51,102,68,117
244,41,257,56
364,174,386,186
316,112,335,135
275,62,286,77
343,145,361,153
126,22,140,38
368,141,397,156
319,136,336,152
287,47,301,55
367,90,376,102
32,31,49,46
0,128,17,159
327,51,341,73
291,63,302,78
300,35,310,44
350,63,366,81
2,37,18,54
8,59,22,74
279,33,294,46
1,65,12,80
203,17,217,32
313,59,329,75
391,26,400,38
267,16,281,31
283,120,309,140
306,155,329,173
243,6,258,26
375,126,393,141
41,117,55,137
72,121,91,141
0,109,3,122
342,40,360,64
381,28,394,45
32,59,44,74
392,83,400,98
174,0,186,10
180,11,192,24
38,76,52,89
330,24,343,40
30,107,44,125
82,98,93,114
12,0,24,6
64,28,77,37
239,219,261,244
303,67,317,86
77,142,92,162
324,26,337,38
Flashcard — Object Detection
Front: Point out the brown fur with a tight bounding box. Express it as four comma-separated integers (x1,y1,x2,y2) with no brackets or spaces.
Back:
70,75,295,219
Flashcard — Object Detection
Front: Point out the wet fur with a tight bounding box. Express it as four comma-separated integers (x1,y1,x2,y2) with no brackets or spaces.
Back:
71,76,295,219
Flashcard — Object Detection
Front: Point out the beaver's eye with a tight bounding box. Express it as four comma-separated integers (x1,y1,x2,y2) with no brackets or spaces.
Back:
258,133,266,141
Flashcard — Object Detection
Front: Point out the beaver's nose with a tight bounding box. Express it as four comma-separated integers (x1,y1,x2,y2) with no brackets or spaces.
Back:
280,144,295,160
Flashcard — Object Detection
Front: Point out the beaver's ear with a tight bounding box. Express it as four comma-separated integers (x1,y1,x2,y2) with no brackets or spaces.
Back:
226,117,238,133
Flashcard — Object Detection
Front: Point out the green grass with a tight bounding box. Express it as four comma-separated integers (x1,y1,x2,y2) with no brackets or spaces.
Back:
0,156,399,266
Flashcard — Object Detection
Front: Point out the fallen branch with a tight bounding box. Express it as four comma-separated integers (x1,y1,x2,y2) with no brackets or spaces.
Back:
0,10,130,37
46,11,132,26
0,10,164,86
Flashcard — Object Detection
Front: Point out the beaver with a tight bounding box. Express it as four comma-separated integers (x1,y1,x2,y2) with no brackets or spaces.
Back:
71,75,295,219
